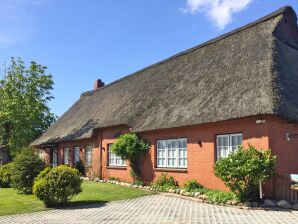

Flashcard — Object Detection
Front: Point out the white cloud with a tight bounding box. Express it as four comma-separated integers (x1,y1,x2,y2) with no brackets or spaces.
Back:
182,0,252,30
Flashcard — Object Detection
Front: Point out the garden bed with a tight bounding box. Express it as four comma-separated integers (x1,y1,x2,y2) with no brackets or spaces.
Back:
95,178,298,211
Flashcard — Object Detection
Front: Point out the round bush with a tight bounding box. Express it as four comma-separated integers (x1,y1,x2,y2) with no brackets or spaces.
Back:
0,163,14,188
11,149,45,194
33,165,82,207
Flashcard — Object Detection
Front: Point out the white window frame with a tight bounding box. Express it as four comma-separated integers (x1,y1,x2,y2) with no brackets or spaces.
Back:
216,133,243,160
86,146,92,166
108,144,125,167
64,148,69,165
156,138,187,169
52,149,58,168
73,146,80,163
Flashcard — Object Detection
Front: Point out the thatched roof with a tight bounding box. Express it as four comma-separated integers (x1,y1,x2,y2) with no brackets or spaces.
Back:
32,6,298,147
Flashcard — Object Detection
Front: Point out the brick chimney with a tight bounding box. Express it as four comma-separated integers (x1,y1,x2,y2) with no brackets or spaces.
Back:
94,79,105,90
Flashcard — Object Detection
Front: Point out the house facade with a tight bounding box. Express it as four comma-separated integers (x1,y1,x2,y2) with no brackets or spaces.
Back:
32,6,298,199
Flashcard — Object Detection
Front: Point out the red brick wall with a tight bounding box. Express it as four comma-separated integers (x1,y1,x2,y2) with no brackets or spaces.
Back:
71,117,271,191
138,116,270,191
268,116,298,174
45,115,298,197
101,126,132,182
57,138,101,178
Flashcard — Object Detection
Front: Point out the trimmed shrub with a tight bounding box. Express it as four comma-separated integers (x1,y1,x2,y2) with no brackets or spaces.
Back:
152,173,176,191
214,145,276,201
11,149,45,194
0,163,14,188
184,179,203,192
35,167,52,181
33,165,82,207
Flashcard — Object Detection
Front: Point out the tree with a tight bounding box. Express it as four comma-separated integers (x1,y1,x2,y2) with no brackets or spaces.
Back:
214,145,277,201
111,133,150,182
0,57,56,157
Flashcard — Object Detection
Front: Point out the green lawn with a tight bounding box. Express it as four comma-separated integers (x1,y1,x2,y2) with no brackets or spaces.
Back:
0,182,154,216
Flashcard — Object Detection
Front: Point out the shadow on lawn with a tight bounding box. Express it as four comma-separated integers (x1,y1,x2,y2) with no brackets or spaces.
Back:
50,200,108,210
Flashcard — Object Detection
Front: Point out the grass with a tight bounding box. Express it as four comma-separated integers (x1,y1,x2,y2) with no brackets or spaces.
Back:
0,187,47,216
0,181,154,216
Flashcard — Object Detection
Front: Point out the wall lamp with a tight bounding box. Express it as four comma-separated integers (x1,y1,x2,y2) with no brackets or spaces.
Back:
197,140,202,147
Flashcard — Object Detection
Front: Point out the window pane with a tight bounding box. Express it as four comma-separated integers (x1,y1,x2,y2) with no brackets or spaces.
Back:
157,140,167,168
108,144,125,166
182,139,187,148
167,140,172,149
217,134,242,159
64,148,69,164
86,146,92,166
218,137,223,146
74,147,80,163
230,134,242,153
223,136,229,146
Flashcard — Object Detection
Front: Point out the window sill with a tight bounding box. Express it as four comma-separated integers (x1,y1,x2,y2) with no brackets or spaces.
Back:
107,166,127,170
155,168,188,173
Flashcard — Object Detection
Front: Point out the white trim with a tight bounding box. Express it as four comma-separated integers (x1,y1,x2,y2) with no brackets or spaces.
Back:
64,148,69,165
157,138,187,169
86,146,92,166
108,144,126,167
74,146,80,163
216,133,243,160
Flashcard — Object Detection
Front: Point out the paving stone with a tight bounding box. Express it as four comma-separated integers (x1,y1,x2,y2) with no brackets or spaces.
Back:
1,195,298,224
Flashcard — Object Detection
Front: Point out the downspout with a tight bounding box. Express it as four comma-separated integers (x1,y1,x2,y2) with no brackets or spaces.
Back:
99,131,103,179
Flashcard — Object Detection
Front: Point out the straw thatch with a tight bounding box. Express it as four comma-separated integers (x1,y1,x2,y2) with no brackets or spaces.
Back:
32,6,298,147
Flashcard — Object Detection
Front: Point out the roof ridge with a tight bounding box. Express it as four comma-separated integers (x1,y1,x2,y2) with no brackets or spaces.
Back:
82,6,291,97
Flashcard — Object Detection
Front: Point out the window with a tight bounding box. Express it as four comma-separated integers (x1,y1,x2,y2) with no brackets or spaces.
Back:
52,149,58,168
157,138,187,169
86,146,92,166
217,133,243,159
74,146,80,163
37,150,44,159
108,144,125,166
64,148,69,165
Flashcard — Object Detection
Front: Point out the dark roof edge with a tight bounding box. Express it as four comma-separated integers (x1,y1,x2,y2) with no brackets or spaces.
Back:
80,6,292,98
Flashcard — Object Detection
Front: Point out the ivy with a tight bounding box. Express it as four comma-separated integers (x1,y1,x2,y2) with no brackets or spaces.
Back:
111,133,150,182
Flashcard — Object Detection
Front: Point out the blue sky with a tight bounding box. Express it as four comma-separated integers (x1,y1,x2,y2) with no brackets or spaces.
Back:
0,0,298,116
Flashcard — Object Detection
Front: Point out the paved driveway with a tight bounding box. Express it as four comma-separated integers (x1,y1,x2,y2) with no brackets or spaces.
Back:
1,194,298,224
